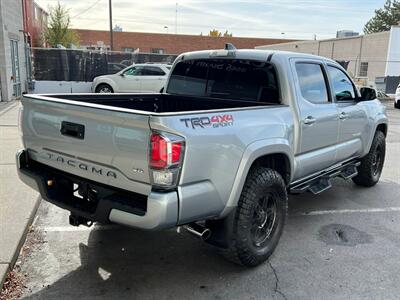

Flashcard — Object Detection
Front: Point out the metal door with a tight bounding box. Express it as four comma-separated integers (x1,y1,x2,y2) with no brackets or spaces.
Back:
291,59,340,179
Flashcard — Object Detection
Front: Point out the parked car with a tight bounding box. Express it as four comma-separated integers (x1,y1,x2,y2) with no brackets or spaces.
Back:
395,83,400,109
18,48,387,267
91,63,170,93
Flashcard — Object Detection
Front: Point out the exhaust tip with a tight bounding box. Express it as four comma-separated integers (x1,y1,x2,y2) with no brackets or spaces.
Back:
201,228,211,241
185,223,211,241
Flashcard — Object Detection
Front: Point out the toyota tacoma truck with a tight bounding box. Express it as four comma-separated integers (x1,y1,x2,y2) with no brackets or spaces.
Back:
17,47,388,267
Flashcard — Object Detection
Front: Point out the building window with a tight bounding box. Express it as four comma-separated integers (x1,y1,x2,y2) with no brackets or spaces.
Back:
151,48,165,54
122,47,137,53
359,62,368,77
34,5,39,20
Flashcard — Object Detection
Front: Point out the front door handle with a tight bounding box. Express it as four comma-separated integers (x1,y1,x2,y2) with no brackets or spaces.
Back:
339,112,347,120
304,116,316,125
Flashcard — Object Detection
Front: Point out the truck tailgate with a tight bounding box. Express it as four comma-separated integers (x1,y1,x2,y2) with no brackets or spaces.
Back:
21,96,152,195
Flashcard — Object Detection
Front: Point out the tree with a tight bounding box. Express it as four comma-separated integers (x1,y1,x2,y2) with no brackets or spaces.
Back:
208,29,233,37
44,3,79,48
223,30,233,37
364,0,400,34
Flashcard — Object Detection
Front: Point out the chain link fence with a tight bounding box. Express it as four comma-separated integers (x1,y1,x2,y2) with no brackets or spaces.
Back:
31,48,178,82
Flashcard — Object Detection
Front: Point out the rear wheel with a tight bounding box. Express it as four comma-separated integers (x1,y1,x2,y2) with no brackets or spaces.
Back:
352,131,386,187
395,100,400,109
223,167,287,267
95,84,113,93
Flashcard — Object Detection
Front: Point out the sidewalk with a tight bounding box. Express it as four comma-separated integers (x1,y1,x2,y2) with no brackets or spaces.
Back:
0,102,40,287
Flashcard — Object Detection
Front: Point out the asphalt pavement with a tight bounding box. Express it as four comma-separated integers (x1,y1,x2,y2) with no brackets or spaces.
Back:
11,102,400,299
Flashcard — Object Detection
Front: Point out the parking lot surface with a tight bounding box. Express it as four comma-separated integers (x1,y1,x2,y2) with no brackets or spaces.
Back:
17,102,400,299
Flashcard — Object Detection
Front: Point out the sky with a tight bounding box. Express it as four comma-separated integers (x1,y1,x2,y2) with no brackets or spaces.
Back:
35,0,387,40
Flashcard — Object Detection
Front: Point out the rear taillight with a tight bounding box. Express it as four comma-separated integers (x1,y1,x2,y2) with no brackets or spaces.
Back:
149,132,185,188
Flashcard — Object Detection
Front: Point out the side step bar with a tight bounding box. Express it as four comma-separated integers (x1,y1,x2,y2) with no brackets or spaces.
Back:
290,161,360,195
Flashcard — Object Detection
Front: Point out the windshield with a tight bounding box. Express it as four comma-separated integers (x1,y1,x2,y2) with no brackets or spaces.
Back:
167,59,280,103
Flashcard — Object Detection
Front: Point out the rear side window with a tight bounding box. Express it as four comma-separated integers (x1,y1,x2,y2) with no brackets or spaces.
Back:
296,63,329,104
167,59,280,103
142,66,166,76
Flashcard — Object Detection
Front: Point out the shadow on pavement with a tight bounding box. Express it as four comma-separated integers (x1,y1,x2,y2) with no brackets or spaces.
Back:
23,227,277,299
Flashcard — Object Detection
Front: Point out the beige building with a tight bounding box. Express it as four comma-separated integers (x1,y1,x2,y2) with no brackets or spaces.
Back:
257,26,400,94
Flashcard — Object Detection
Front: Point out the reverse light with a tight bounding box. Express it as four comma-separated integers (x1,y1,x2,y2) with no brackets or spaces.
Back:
149,132,185,188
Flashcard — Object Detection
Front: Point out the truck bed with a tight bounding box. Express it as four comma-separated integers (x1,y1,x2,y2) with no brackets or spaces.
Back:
28,93,278,114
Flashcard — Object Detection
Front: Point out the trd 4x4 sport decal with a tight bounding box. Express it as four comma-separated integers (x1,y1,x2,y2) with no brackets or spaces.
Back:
180,114,234,129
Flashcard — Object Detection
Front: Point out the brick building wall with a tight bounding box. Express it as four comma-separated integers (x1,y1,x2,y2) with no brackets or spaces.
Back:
74,29,298,54
22,0,48,47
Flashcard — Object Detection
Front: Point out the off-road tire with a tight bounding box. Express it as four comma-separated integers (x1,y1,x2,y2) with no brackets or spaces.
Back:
95,84,114,93
352,131,386,187
222,167,288,267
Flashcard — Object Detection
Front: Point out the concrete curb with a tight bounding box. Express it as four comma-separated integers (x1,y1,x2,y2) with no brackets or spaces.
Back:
0,196,41,288
0,102,41,290
0,102,18,116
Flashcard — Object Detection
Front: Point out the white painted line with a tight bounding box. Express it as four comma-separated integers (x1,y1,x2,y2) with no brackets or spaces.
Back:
34,207,400,232
32,215,39,226
297,207,400,216
37,224,118,232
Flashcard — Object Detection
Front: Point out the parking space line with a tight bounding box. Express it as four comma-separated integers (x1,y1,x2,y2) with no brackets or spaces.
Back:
296,207,400,216
35,207,400,232
37,225,118,232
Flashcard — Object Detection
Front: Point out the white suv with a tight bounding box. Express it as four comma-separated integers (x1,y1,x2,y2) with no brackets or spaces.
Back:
92,63,171,93
395,84,400,109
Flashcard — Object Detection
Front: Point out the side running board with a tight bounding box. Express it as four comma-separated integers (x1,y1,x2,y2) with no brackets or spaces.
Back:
290,161,360,195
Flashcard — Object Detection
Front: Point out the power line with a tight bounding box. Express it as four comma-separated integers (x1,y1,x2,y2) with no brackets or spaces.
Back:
71,0,102,18
73,16,338,35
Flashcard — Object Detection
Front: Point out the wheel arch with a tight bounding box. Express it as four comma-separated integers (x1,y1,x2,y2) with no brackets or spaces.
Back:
219,139,293,218
376,123,387,137
94,80,116,93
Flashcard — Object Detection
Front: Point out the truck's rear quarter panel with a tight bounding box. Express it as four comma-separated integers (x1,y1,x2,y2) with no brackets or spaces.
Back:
150,106,294,223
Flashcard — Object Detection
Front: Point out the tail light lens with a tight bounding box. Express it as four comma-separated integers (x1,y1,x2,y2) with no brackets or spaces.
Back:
149,132,185,188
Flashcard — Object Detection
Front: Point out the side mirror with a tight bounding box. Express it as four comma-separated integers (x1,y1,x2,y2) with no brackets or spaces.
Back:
119,73,125,77
359,87,377,101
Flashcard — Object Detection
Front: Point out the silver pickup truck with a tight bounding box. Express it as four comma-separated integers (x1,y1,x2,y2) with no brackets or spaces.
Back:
17,48,388,267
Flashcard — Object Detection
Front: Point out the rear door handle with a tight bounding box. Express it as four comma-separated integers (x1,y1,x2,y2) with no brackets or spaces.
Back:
303,116,316,125
339,112,347,120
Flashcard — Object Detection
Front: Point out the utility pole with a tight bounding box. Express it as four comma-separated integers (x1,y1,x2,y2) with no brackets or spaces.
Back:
109,0,113,51
175,3,178,34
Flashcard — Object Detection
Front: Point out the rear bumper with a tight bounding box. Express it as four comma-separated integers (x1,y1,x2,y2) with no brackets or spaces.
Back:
16,150,178,230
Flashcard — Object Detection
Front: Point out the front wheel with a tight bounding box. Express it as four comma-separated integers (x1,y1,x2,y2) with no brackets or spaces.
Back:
223,167,288,267
95,84,113,93
352,131,386,187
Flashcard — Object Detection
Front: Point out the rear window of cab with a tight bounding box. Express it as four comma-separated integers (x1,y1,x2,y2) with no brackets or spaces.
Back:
167,59,280,104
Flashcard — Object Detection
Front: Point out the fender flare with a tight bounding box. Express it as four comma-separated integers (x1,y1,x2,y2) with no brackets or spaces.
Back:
219,138,294,218
364,118,388,156
94,79,116,92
